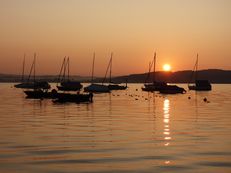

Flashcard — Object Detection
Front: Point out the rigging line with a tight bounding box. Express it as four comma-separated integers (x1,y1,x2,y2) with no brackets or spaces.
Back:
67,57,70,81
188,54,198,85
58,56,66,84
102,55,112,84
109,52,113,83
27,54,35,82
21,53,26,82
91,52,95,83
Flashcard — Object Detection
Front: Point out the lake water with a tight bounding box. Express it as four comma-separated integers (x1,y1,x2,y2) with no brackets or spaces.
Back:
0,83,230,173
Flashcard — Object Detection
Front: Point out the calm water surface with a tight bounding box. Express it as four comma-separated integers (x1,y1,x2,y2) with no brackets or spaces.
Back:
0,83,230,173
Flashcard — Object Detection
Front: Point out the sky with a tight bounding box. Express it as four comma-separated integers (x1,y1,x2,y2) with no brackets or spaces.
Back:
0,0,230,76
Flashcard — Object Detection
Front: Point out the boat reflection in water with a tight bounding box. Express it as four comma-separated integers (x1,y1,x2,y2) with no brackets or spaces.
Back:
163,99,171,165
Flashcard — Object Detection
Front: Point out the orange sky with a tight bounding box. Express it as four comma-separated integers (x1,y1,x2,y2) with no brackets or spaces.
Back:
0,0,230,76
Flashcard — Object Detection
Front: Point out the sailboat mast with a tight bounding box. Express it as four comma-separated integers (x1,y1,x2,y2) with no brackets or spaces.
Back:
21,54,26,82
58,56,66,84
67,57,70,81
144,61,151,83
153,52,156,83
33,53,36,84
91,52,95,83
109,52,113,83
195,53,199,81
63,57,67,82
102,55,112,84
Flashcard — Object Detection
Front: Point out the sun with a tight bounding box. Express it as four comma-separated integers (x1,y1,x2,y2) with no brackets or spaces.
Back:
163,64,171,71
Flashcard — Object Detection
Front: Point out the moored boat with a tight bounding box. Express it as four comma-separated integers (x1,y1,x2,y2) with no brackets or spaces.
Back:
106,53,128,90
14,54,50,89
24,89,58,99
56,57,83,91
53,92,93,103
188,80,212,91
57,81,83,91
23,54,52,98
84,53,110,93
84,83,110,93
108,83,127,90
14,54,27,88
188,54,212,91
142,82,167,91
15,82,35,89
159,85,186,94
142,52,166,92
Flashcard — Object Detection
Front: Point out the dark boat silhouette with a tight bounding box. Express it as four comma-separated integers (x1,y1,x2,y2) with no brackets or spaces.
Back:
159,85,186,94
108,83,127,90
24,89,58,99
50,56,93,103
57,81,83,91
53,92,93,103
142,52,167,91
142,82,167,92
84,83,110,93
23,54,53,98
188,80,212,91
188,54,212,91
106,53,128,90
84,53,110,93
16,81,50,90
14,54,50,89
14,54,29,88
57,57,83,91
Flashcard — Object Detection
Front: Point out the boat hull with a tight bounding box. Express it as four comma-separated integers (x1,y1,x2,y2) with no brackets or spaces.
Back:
84,84,110,93
15,83,34,89
159,85,186,94
188,80,212,91
15,82,51,89
24,89,58,99
188,85,212,91
53,93,93,103
57,81,83,91
108,84,127,90
142,82,167,92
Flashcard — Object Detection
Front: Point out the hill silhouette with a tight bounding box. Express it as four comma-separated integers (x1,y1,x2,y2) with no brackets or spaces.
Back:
106,69,231,84
0,69,231,83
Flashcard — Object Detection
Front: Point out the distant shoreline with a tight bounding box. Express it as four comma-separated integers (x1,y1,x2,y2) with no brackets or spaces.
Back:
1,69,231,84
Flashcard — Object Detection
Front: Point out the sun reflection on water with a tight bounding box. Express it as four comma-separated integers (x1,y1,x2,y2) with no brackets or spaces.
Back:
163,99,171,165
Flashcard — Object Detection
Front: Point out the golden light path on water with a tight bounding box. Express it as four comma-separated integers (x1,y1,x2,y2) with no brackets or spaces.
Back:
163,99,171,165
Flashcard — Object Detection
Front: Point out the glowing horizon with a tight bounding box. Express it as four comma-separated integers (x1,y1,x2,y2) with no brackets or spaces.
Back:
0,0,230,76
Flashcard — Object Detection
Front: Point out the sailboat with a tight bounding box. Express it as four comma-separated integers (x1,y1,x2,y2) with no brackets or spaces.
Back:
56,57,83,91
188,54,212,91
14,54,40,89
159,85,186,94
51,56,93,103
84,53,110,93
24,53,52,98
107,53,128,90
142,52,167,91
